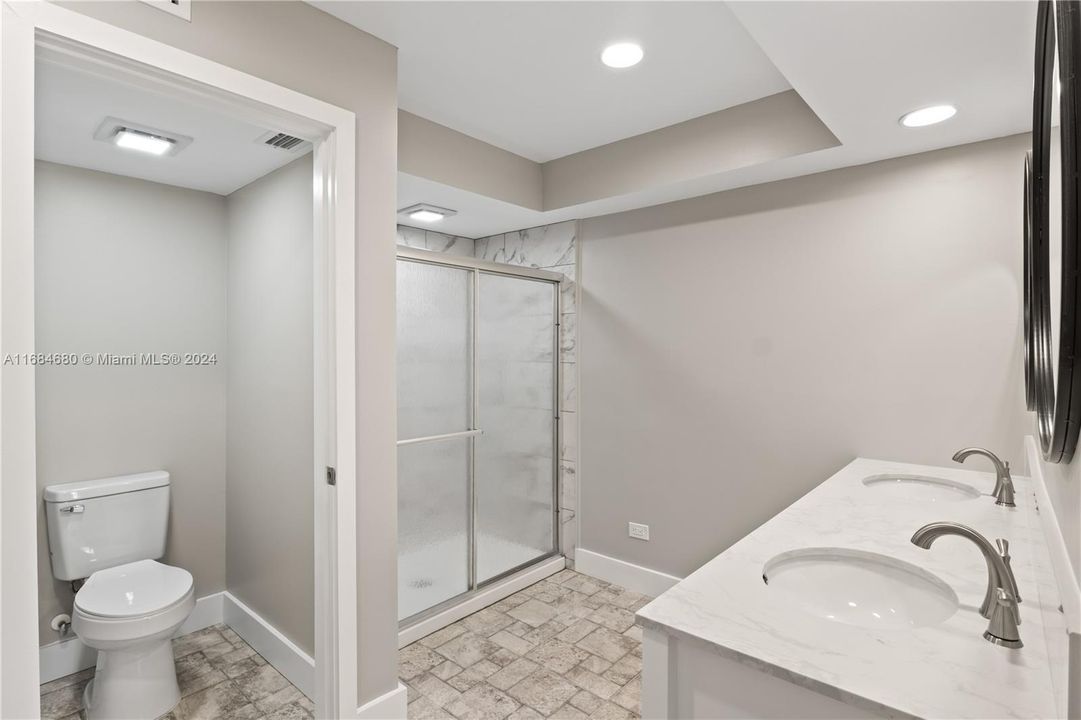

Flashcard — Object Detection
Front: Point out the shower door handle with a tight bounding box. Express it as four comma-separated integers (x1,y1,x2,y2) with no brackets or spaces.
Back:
397,429,484,447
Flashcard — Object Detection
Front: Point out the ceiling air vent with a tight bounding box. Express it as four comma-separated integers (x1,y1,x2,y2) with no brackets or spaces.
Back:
259,131,308,152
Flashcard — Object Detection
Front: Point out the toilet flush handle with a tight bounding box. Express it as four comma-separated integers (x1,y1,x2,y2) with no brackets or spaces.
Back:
59,504,84,514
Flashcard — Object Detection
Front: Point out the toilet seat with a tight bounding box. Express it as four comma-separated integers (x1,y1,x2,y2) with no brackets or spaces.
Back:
73,560,194,649
75,559,193,618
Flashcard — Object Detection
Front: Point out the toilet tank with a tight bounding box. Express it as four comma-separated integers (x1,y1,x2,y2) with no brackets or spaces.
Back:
43,471,170,581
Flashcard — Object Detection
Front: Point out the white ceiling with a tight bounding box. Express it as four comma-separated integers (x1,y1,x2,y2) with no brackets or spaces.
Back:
728,1,1035,165
35,59,309,196
388,1,1037,238
314,1,791,162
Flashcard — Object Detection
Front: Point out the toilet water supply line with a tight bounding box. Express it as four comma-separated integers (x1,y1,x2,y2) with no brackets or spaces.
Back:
51,613,72,637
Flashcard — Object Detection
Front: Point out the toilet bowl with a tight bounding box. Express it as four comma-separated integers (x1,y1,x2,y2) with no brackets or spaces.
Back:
72,559,195,720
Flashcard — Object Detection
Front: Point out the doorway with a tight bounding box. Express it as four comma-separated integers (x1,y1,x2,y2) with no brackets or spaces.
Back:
1,5,357,717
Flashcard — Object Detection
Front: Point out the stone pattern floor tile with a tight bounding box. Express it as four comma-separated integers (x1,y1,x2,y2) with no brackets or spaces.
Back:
40,625,312,720
402,570,647,719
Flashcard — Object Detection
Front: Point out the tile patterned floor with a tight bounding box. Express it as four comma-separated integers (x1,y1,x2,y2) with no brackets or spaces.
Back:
400,569,646,719
40,624,312,720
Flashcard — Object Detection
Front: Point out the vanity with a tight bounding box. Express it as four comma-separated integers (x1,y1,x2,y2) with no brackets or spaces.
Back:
636,457,1068,719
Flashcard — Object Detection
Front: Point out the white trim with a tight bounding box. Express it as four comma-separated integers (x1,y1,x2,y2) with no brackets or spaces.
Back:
355,682,407,720
2,4,358,717
398,556,565,648
38,640,95,689
575,549,681,598
179,590,224,636
223,592,314,700
2,3,47,714
1024,436,1081,632
39,592,225,685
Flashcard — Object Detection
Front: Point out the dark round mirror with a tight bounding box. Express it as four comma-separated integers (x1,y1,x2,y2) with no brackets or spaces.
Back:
1030,0,1081,463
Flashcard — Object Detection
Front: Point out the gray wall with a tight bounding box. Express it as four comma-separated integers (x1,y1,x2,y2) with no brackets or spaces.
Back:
34,161,228,644
579,134,1032,577
226,156,314,654
62,1,401,701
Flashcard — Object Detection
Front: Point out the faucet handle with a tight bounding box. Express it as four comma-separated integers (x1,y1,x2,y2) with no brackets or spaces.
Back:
995,538,1021,604
984,588,1023,648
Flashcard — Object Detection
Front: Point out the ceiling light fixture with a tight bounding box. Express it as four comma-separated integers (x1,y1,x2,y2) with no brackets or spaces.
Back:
410,210,445,223
899,104,957,128
114,128,175,156
601,42,643,69
93,117,192,157
399,203,457,224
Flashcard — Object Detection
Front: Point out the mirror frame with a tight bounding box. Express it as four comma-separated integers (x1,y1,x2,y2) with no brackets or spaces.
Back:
1031,0,1081,463
1025,151,1036,412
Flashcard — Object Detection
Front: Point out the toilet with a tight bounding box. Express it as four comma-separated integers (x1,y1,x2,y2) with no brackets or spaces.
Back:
44,471,194,720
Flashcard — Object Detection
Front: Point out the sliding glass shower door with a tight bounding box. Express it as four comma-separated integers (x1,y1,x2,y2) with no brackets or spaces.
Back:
396,250,559,624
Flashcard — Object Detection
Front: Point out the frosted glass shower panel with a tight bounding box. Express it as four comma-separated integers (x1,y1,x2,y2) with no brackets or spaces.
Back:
475,272,557,583
396,260,472,440
397,437,471,620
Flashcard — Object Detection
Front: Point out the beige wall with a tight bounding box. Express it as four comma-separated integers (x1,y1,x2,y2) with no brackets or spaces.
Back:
399,111,543,211
579,134,1032,577
226,155,314,654
61,1,402,702
543,90,838,210
34,161,228,644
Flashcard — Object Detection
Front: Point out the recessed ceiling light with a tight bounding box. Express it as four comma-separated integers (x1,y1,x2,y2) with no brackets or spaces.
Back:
601,42,643,69
399,203,457,224
899,104,957,128
114,128,175,156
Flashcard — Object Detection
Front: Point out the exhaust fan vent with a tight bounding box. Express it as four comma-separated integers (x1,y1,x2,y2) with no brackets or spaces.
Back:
260,131,308,152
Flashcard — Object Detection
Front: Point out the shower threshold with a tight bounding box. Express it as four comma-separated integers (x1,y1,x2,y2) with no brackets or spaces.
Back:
398,554,565,648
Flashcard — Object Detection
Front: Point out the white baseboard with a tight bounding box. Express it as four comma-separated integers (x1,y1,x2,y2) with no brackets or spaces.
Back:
180,591,224,636
398,556,565,648
222,591,314,700
575,549,681,598
356,682,408,719
39,591,225,684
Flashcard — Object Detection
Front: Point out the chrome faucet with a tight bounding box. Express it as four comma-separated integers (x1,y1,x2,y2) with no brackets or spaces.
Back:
910,522,1022,648
952,447,1015,507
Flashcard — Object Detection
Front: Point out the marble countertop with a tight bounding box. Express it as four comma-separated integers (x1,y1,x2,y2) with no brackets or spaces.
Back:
636,458,1062,719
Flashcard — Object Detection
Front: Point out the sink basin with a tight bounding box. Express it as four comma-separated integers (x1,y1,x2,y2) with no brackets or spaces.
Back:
861,474,981,502
763,548,958,629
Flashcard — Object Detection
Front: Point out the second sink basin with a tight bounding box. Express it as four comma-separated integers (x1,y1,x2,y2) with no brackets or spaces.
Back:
861,473,981,502
763,548,958,630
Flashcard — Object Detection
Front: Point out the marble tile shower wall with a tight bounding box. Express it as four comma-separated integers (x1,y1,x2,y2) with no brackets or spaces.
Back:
396,221,581,567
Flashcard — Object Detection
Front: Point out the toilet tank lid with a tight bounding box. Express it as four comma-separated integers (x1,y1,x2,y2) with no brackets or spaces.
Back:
43,471,169,503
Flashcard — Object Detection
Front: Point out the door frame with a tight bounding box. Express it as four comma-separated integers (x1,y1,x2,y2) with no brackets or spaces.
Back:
0,3,357,717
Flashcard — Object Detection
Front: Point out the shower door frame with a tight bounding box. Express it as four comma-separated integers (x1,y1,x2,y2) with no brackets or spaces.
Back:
396,248,564,634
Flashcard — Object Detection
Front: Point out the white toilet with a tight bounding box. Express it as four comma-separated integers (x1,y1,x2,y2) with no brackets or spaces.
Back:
44,471,194,720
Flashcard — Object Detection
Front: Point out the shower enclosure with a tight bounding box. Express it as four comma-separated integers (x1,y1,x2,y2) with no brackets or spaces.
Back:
396,248,562,626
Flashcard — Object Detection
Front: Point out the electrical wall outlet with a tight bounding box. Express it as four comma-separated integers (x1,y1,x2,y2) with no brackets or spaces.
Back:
628,522,650,541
